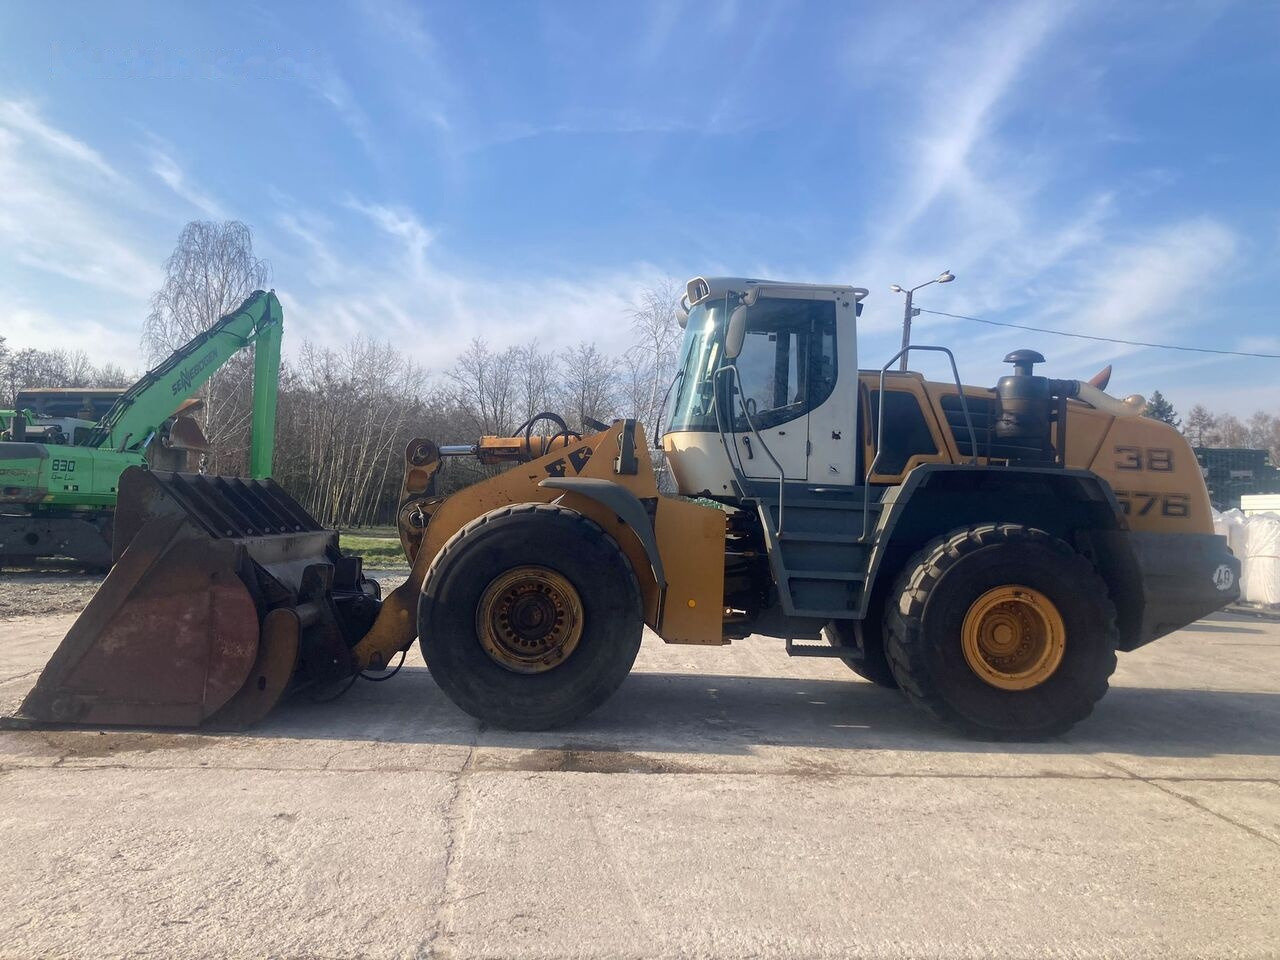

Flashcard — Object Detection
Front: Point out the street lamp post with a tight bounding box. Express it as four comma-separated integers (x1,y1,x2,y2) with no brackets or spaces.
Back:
890,270,955,371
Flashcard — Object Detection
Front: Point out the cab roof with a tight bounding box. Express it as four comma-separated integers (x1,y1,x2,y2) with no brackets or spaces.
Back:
685,276,868,306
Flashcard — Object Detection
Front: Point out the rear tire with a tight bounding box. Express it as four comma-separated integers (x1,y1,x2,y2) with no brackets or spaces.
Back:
884,524,1118,740
419,503,643,730
822,619,898,688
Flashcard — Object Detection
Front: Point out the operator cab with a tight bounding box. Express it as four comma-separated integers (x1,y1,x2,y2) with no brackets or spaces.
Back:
662,277,866,498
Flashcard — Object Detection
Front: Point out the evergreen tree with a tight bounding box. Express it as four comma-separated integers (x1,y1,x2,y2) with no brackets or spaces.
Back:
1143,390,1180,428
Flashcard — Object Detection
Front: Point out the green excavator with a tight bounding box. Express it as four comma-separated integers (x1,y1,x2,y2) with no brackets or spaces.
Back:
0,290,283,567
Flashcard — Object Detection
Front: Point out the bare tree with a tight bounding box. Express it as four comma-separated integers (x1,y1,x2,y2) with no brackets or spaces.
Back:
1216,414,1250,448
143,221,271,357
448,337,519,436
1247,412,1280,462
0,345,136,406
1183,405,1217,446
513,343,556,424
273,337,435,526
1183,404,1280,461
559,341,617,431
622,278,683,440
142,221,270,474
92,363,135,388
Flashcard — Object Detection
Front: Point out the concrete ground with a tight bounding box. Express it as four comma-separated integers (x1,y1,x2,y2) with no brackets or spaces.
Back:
1,610,1278,959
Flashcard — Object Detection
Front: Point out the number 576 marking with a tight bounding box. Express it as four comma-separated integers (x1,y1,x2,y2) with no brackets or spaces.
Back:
1115,490,1189,517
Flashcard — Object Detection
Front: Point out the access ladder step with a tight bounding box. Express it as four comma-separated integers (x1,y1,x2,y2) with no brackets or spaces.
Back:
775,498,883,511
787,570,868,582
778,531,866,544
785,638,859,659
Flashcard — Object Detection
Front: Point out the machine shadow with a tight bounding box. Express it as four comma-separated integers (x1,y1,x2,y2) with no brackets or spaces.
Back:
256,665,1280,760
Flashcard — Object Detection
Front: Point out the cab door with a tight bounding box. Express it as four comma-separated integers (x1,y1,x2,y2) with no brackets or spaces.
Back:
729,294,839,482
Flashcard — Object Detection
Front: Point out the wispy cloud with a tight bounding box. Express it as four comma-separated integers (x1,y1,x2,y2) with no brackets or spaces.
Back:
271,195,667,369
358,0,439,63
848,1,1077,323
843,0,1246,396
634,0,685,67
899,216,1241,394
346,198,435,272
289,60,379,156
352,0,455,136
0,99,120,181
0,99,158,299
893,0,1067,240
1052,218,1236,338
148,144,225,218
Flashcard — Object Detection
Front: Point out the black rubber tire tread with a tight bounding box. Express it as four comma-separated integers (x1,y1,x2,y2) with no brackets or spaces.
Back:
822,619,899,688
419,502,643,730
883,523,1119,740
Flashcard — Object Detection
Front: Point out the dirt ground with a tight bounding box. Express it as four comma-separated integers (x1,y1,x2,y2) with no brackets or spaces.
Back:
0,566,410,620
0,567,102,619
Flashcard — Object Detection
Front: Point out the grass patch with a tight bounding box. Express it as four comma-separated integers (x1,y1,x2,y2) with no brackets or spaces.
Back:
340,534,406,569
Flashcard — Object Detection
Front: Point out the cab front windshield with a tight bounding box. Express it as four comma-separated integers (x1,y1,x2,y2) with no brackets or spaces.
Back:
664,298,728,433
664,293,838,435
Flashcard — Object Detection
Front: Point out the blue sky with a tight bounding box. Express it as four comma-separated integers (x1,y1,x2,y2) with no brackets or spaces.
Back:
1,0,1277,414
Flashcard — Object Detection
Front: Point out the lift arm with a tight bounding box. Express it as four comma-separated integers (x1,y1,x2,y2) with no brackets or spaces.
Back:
86,290,283,478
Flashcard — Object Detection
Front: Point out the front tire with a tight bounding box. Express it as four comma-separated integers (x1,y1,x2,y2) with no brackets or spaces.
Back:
884,524,1118,740
419,503,643,730
823,619,898,688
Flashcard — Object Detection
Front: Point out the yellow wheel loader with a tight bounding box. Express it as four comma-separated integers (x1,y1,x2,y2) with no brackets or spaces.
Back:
18,278,1241,739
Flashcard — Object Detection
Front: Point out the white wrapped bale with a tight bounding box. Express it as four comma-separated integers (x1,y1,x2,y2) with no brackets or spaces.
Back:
1214,508,1247,556
1214,509,1249,600
1242,512,1280,606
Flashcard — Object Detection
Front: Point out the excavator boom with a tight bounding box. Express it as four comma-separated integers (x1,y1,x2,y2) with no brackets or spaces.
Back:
88,289,283,476
1,290,284,566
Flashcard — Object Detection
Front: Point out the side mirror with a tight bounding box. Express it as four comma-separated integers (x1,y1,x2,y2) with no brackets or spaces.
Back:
725,304,748,359
676,294,690,329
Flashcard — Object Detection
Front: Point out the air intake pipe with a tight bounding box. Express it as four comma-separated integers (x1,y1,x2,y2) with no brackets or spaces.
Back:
995,350,1145,450
1070,381,1146,417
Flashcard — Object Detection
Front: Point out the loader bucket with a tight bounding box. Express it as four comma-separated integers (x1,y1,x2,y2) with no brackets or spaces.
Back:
19,467,381,728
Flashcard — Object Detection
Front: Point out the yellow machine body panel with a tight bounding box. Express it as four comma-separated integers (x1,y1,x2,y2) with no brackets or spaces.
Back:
1083,414,1213,534
888,378,1216,536
352,423,727,670
651,495,728,645
862,374,957,484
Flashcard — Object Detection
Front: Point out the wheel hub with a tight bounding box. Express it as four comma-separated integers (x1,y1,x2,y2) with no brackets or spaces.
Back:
961,585,1065,691
476,566,583,674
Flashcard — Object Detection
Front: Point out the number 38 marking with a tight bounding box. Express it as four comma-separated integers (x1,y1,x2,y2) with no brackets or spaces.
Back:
1114,446,1173,471
1115,490,1189,518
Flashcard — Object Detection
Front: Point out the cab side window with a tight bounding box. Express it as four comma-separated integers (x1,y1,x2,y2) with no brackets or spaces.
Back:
733,298,837,431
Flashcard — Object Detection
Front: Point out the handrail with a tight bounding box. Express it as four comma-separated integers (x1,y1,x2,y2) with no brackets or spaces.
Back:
712,363,788,534
861,345,978,540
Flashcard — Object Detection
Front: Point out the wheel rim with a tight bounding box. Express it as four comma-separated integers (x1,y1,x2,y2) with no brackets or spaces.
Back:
960,585,1065,691
476,566,584,674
